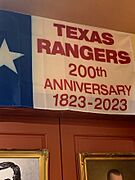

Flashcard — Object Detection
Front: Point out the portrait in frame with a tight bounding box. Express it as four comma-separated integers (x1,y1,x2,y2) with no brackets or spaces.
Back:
0,150,48,180
79,153,135,180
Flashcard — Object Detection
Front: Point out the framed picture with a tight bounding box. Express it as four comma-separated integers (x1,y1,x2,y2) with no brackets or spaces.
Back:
0,150,48,180
79,153,135,180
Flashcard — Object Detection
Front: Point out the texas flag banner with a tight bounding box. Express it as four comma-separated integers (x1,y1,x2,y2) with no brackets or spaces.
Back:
0,10,135,115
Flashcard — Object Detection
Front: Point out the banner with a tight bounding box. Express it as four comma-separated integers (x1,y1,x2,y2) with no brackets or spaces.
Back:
0,10,135,114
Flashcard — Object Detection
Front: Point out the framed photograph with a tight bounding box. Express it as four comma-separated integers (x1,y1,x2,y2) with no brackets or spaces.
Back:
79,153,135,180
0,150,48,180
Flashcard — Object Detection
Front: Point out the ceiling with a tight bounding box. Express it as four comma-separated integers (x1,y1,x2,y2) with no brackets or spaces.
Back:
0,0,135,33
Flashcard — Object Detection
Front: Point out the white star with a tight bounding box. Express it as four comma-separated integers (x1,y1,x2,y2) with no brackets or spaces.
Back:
0,39,24,74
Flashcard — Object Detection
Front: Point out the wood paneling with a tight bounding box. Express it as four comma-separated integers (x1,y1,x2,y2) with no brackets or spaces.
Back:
0,109,135,180
60,114,135,180
0,108,62,180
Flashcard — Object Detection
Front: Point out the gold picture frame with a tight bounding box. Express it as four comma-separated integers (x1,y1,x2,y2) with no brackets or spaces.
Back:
0,150,48,180
79,152,135,180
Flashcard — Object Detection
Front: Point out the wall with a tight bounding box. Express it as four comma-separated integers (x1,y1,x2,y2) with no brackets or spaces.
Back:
0,108,135,180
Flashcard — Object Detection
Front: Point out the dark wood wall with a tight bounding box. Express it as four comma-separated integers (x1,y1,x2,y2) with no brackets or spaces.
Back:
0,108,135,180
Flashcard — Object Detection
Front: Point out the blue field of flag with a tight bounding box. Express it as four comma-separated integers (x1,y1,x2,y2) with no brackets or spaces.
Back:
0,10,33,107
